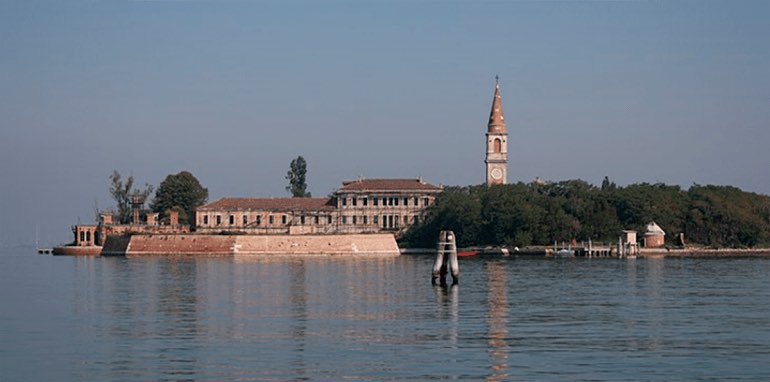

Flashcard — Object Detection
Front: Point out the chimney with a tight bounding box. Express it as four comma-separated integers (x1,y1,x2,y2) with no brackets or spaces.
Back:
147,213,159,226
131,193,142,225
169,210,179,226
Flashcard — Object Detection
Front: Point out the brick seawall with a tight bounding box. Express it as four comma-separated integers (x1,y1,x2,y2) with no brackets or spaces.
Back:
103,233,400,257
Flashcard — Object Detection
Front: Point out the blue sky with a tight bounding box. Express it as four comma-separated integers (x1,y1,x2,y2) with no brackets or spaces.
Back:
1,0,769,245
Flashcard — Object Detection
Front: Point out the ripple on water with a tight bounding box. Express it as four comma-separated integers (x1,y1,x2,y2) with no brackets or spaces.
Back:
1,251,770,381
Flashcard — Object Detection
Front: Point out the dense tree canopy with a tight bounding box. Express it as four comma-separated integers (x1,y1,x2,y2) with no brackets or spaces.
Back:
400,180,770,249
150,171,208,225
286,156,311,197
108,170,154,224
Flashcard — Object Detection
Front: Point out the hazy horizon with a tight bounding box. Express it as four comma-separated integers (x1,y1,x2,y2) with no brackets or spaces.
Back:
2,1,769,245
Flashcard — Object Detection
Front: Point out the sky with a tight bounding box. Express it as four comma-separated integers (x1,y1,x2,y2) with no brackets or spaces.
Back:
1,0,769,246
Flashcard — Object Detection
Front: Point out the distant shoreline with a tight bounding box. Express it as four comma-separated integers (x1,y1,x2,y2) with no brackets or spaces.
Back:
401,246,770,257
638,247,770,257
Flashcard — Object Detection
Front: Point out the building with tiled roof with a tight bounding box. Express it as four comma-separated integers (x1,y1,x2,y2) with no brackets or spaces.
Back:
195,178,442,235
338,178,442,192
200,197,335,212
335,178,443,233
643,221,666,248
196,197,337,235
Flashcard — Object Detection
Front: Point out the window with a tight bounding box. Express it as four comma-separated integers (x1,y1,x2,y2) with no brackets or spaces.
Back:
229,215,235,225
80,231,86,242
243,215,248,225
394,198,399,206
352,216,357,225
388,198,394,206
342,216,347,224
363,216,368,224
256,215,262,225
282,215,287,225
269,215,274,225
373,197,378,206
352,197,357,206
414,197,418,206
423,198,430,206
85,231,91,242
382,215,388,228
204,215,209,225
314,216,319,224
216,215,222,225
363,198,368,206
327,216,332,224
342,197,347,206
404,197,408,206
494,138,502,153
374,215,379,225
301,215,305,225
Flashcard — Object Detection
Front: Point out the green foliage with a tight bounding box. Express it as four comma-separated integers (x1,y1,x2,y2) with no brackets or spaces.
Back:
286,156,311,197
108,170,154,224
684,185,770,247
400,179,770,249
151,171,208,225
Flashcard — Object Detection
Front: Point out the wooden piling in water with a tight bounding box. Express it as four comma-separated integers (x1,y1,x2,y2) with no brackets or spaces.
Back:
432,230,459,286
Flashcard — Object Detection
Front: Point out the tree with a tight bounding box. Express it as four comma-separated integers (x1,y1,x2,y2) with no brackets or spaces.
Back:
151,171,208,225
286,156,311,197
109,170,154,224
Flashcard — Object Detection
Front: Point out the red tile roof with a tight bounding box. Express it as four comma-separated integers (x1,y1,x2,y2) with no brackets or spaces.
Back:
337,178,442,192
198,197,336,211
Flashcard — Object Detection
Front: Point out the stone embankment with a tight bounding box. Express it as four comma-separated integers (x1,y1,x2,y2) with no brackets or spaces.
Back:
638,247,770,257
102,233,400,257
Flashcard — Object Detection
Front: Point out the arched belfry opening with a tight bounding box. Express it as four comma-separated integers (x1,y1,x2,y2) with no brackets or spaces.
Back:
485,77,508,186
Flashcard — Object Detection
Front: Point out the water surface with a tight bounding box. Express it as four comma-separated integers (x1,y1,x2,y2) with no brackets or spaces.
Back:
1,248,769,381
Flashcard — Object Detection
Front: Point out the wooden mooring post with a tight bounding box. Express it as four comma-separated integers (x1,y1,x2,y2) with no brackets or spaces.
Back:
432,230,459,286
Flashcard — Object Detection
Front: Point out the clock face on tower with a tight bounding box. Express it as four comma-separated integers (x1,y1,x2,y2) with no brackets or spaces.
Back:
491,168,503,180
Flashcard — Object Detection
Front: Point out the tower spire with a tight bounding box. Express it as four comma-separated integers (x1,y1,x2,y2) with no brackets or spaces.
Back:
484,77,508,186
488,77,506,133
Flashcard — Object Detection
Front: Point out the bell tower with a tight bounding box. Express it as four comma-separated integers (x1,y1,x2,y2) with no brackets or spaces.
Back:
485,76,508,186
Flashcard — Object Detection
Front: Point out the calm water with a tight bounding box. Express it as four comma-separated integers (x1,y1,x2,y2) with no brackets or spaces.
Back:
1,248,770,381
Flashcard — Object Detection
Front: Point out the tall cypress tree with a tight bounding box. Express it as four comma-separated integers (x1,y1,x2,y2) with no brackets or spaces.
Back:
286,156,311,197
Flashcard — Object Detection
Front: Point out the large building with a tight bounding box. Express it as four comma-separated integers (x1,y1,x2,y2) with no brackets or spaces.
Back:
196,79,506,235
195,178,442,236
335,178,442,233
485,77,508,186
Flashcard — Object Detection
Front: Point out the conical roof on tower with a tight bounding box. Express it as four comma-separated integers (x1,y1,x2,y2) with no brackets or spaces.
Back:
487,77,506,133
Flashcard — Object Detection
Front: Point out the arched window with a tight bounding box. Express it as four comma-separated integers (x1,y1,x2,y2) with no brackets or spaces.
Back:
494,138,502,153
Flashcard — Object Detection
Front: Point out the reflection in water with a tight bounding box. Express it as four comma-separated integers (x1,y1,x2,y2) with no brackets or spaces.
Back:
96,258,201,381
43,254,770,381
157,259,199,380
645,256,665,351
433,283,459,347
486,261,509,382
289,260,308,379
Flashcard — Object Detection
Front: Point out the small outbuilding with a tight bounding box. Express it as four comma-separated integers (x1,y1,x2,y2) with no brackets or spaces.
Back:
644,221,666,248
621,230,637,245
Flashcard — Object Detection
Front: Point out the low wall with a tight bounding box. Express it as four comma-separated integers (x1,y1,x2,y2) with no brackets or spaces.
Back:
101,234,131,256
109,233,400,257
